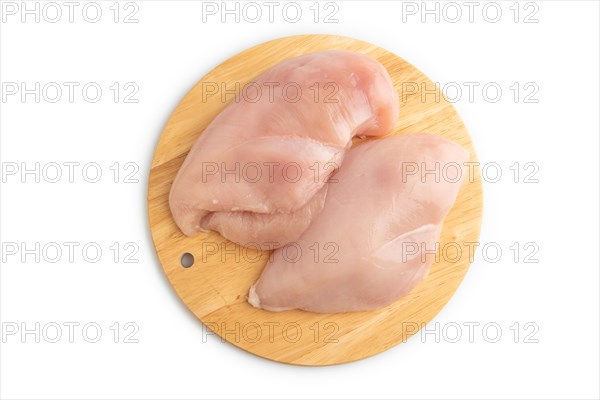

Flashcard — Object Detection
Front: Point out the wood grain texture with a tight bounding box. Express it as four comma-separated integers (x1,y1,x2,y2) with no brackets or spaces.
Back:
147,34,483,366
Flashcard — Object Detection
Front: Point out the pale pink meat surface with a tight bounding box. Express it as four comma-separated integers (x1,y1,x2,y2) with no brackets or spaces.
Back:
169,50,399,246
249,134,469,313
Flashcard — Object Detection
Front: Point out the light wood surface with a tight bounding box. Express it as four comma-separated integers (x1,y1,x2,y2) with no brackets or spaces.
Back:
147,34,483,366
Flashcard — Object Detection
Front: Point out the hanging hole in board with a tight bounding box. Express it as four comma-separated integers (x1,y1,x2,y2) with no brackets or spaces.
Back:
180,253,194,268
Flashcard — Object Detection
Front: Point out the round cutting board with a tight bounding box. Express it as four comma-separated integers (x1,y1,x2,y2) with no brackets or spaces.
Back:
148,34,483,366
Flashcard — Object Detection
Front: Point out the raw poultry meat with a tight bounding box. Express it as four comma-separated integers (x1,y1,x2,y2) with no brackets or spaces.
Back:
248,134,469,313
202,185,328,247
169,50,399,246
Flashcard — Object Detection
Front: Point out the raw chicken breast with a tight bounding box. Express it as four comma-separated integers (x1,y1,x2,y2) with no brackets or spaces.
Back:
202,185,328,246
248,134,469,313
169,50,399,246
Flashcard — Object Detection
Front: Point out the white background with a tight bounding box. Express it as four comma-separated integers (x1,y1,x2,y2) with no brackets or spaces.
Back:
1,1,599,399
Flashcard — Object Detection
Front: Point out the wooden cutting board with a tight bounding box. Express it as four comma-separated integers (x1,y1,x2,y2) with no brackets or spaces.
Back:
147,34,483,366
